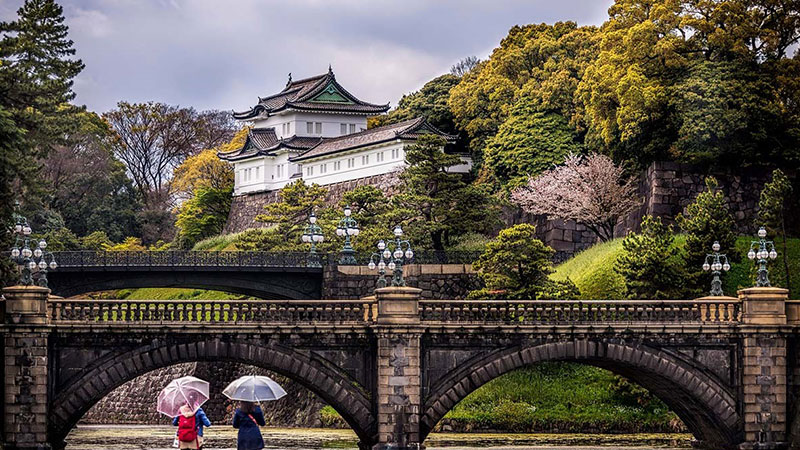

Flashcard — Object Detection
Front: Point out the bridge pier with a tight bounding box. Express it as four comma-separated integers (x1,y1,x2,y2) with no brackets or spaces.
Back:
374,286,423,450
740,287,790,450
2,286,51,450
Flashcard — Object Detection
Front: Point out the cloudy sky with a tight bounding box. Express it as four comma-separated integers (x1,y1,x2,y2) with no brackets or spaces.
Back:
1,0,614,114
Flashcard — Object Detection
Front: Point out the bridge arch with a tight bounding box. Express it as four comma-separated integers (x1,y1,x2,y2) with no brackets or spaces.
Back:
50,338,376,449
422,339,742,449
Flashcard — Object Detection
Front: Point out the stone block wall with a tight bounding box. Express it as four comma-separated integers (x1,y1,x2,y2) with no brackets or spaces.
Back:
83,362,328,427
224,172,400,234
323,264,481,300
742,335,788,446
223,161,787,259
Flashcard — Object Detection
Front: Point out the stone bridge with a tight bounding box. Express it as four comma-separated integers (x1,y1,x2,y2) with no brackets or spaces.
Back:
2,284,799,450
47,251,480,300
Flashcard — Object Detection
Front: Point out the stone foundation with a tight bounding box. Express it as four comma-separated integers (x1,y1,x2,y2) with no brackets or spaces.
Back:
224,161,791,259
323,264,480,300
224,172,400,234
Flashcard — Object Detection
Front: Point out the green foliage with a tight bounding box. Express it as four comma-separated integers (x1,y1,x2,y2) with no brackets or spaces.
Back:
175,187,233,249
339,185,395,254
469,224,578,300
79,231,113,250
370,74,461,137
616,216,687,299
484,96,583,190
445,363,678,433
552,239,626,300
395,134,499,251
676,177,737,296
0,107,23,285
726,236,800,297
577,1,800,167
103,237,147,252
758,169,794,295
192,230,250,251
449,21,597,161
38,227,79,251
241,181,334,252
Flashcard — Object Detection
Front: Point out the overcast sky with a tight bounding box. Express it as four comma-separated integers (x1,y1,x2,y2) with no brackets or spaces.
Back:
1,0,614,114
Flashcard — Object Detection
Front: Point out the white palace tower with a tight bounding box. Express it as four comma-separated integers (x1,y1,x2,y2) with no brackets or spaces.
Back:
219,68,471,195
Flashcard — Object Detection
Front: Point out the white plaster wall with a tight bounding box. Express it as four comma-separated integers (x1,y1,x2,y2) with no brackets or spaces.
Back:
300,141,404,185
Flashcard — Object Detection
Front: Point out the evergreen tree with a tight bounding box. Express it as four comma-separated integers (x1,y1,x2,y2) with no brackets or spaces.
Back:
394,134,499,251
0,0,84,155
616,216,687,300
676,177,737,296
468,224,579,300
758,169,794,293
484,94,583,191
0,106,24,286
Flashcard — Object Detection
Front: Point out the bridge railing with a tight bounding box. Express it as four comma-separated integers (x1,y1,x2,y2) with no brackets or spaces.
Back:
47,299,376,325
419,299,741,324
50,251,323,269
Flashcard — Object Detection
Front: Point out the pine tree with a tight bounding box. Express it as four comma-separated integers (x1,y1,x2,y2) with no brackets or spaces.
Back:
616,216,687,300
0,0,85,155
394,134,498,251
758,169,793,294
468,224,579,300
676,177,737,297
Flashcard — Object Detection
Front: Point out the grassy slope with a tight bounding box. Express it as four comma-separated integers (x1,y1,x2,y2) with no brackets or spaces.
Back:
551,239,626,299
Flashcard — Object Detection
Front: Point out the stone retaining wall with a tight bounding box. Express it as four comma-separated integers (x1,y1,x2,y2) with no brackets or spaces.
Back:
224,173,399,234
82,363,327,427
323,264,481,300
224,161,788,259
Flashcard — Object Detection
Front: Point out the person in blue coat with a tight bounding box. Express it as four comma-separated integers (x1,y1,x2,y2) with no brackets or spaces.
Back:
172,406,211,449
232,401,266,450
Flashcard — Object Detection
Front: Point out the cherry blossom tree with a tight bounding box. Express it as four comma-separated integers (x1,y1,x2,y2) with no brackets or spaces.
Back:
511,153,640,242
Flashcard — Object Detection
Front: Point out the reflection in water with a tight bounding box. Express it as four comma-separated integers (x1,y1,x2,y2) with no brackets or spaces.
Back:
66,425,693,450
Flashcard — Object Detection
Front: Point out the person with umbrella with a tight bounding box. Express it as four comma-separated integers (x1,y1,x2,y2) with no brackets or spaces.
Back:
224,375,287,450
157,376,211,449
173,401,211,449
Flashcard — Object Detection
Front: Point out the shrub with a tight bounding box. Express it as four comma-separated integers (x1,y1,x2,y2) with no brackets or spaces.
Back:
469,224,579,299
615,216,687,299
79,231,113,250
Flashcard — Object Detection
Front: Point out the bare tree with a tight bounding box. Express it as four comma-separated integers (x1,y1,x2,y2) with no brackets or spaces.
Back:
511,153,641,241
450,56,480,77
104,102,235,209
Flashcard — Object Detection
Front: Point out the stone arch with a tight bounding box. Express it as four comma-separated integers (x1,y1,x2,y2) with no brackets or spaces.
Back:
421,339,742,449
50,338,376,449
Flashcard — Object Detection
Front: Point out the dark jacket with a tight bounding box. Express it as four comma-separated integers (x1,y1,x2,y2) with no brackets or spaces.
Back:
232,406,266,450
172,407,211,437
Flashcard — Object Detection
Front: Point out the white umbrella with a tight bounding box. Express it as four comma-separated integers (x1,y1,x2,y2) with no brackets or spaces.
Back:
222,375,287,402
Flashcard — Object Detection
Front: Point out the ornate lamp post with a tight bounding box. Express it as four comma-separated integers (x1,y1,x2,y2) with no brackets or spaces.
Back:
366,225,414,287
747,226,778,287
9,210,57,287
301,212,324,268
368,240,390,289
335,205,360,265
702,241,730,296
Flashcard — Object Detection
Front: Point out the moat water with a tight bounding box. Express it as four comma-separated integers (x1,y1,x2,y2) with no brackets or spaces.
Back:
66,426,693,449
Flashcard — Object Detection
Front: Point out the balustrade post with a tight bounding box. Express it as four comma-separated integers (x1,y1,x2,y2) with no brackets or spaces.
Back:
738,287,789,449
373,286,423,450
1,285,52,449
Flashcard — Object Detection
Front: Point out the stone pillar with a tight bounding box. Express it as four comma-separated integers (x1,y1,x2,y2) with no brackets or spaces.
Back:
740,287,789,450
374,286,423,450
2,285,51,450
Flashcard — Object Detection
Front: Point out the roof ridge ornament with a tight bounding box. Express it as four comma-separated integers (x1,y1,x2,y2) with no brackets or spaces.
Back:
287,72,292,86
328,64,333,75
